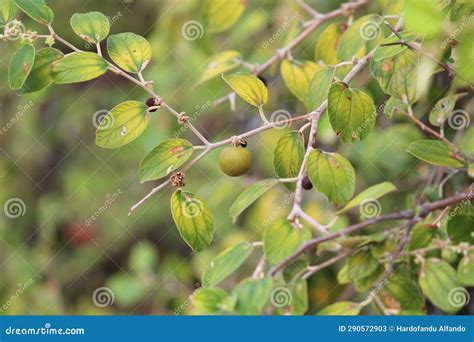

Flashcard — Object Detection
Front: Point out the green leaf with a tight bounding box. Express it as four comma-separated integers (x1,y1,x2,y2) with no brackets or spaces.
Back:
107,32,151,73
447,215,474,244
457,252,474,286
264,220,311,265
283,259,309,283
106,275,147,308
198,50,241,84
460,126,474,155
191,287,229,314
280,59,320,104
317,301,361,315
15,0,53,25
406,140,466,168
233,277,273,315
273,131,304,191
19,47,63,94
0,0,15,27
373,32,418,61
456,28,474,83
128,241,157,275
170,190,214,252
337,14,383,62
206,0,245,33
347,250,380,280
419,258,463,313
202,242,254,286
307,149,356,206
370,49,418,101
404,0,444,39
229,179,278,224
289,279,308,315
70,11,110,43
306,66,336,110
384,96,407,118
223,72,268,107
51,51,108,84
384,271,424,310
95,101,149,149
429,93,468,127
327,82,376,143
314,22,346,65
138,139,194,182
337,182,396,214
8,44,35,91
407,223,437,251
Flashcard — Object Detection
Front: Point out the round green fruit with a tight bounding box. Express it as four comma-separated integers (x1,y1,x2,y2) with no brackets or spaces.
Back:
218,146,251,177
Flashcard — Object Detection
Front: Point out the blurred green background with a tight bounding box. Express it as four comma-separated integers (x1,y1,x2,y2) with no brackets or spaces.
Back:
0,0,472,315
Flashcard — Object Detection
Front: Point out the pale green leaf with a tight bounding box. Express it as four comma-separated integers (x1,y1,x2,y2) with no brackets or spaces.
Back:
327,82,376,143
70,11,110,43
406,139,466,168
15,0,53,25
273,131,304,191
373,32,418,61
370,49,418,101
51,52,108,84
315,22,345,65
107,32,151,73
206,0,245,33
0,0,15,26
280,59,320,105
233,277,273,315
264,219,311,264
317,301,361,315
198,50,241,84
419,258,463,313
384,96,407,118
307,149,355,206
191,287,229,314
429,93,468,127
202,242,254,286
337,182,396,214
306,66,335,110
19,47,63,94
229,179,278,223
95,101,150,149
170,190,214,252
458,252,474,286
404,0,444,39
8,44,34,90
139,139,194,182
223,72,268,107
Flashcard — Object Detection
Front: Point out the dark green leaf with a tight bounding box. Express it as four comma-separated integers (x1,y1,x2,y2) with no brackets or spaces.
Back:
264,220,311,264
273,131,304,191
19,47,63,94
406,140,466,168
15,0,53,25
8,44,35,90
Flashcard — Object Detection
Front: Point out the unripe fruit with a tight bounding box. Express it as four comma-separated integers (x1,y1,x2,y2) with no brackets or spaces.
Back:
302,176,313,190
219,146,251,177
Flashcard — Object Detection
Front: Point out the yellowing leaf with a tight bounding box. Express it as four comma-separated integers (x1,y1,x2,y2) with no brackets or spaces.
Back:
317,301,361,315
273,131,304,190
264,220,311,264
51,52,108,84
15,0,53,25
223,72,268,107
327,82,376,143
307,149,355,206
315,22,346,65
280,59,320,104
0,0,15,27
199,50,241,84
107,32,151,73
95,101,150,149
207,0,245,33
170,190,214,252
70,11,110,43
